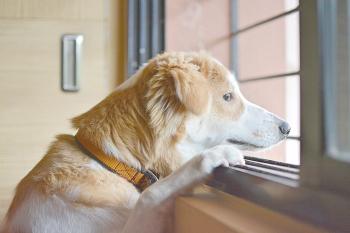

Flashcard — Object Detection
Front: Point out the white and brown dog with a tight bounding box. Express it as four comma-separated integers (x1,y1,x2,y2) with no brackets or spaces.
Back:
1,52,290,233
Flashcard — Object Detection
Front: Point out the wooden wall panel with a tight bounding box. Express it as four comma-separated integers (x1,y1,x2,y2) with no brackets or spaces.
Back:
0,0,21,18
0,0,127,219
0,21,105,72
0,0,104,20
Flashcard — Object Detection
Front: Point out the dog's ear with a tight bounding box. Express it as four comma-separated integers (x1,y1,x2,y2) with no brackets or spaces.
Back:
170,68,209,115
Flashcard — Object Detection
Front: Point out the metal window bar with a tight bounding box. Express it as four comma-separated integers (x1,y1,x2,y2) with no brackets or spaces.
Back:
151,0,165,57
139,0,151,65
244,156,300,169
287,136,300,140
229,156,300,181
230,0,239,78
128,0,165,77
244,160,299,174
233,165,299,180
230,1,300,82
239,71,300,83
230,6,300,38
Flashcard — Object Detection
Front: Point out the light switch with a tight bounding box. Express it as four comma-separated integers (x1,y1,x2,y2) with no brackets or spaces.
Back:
61,34,83,92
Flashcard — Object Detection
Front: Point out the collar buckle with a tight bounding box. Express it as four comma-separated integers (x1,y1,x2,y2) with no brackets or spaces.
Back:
143,170,159,184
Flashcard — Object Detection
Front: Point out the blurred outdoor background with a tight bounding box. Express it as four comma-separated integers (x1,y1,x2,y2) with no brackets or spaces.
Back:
166,0,300,164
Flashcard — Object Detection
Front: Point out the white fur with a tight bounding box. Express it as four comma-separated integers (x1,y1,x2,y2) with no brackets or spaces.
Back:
115,64,147,91
3,188,128,233
177,71,286,158
86,159,104,170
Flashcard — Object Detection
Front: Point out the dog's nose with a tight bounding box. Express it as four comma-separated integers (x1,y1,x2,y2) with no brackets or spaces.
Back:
279,121,291,136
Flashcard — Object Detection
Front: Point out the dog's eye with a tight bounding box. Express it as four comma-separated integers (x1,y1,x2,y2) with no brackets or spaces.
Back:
223,92,233,102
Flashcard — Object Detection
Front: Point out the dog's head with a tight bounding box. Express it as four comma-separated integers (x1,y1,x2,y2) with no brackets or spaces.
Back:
73,52,290,174
149,52,289,146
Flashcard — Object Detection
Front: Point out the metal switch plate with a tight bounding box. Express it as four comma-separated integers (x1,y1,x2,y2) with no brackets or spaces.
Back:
61,34,83,92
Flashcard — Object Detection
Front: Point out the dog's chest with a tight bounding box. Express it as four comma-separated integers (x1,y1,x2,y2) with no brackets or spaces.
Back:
71,166,141,208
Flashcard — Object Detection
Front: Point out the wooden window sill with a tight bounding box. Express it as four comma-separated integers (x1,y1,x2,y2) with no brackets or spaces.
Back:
174,187,328,233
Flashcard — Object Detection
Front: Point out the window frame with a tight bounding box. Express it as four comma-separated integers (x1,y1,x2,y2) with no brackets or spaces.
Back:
207,0,350,232
300,0,350,196
127,0,165,77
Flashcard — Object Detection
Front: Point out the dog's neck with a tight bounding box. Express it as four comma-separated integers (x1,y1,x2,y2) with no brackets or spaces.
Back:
100,137,143,172
76,130,159,190
74,129,143,171
72,70,189,178
76,123,183,178
98,134,182,178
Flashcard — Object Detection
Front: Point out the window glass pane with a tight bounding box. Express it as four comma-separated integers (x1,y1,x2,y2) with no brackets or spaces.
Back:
240,77,300,137
285,138,300,164
236,0,299,30
236,12,299,80
166,0,300,165
323,0,350,162
240,77,300,165
245,139,300,165
166,0,231,67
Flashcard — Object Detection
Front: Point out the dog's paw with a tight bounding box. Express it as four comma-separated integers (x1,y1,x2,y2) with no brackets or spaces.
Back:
198,145,245,174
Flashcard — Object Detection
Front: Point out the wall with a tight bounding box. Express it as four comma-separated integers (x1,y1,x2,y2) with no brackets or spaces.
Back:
0,0,127,219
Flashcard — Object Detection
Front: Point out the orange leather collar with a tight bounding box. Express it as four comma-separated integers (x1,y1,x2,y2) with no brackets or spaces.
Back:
75,130,158,191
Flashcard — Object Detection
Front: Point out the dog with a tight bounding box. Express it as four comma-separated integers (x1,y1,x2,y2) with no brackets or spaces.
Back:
1,52,290,233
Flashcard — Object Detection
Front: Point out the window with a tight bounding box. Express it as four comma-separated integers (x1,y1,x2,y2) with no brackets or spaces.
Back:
127,0,165,77
231,0,300,165
301,0,350,196
129,1,350,231
209,1,350,232
166,0,300,165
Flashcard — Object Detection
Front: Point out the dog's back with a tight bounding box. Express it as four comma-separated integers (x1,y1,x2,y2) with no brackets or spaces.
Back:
1,135,140,233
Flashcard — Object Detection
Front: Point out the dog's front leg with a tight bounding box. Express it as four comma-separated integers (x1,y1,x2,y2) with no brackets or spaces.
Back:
121,144,245,233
